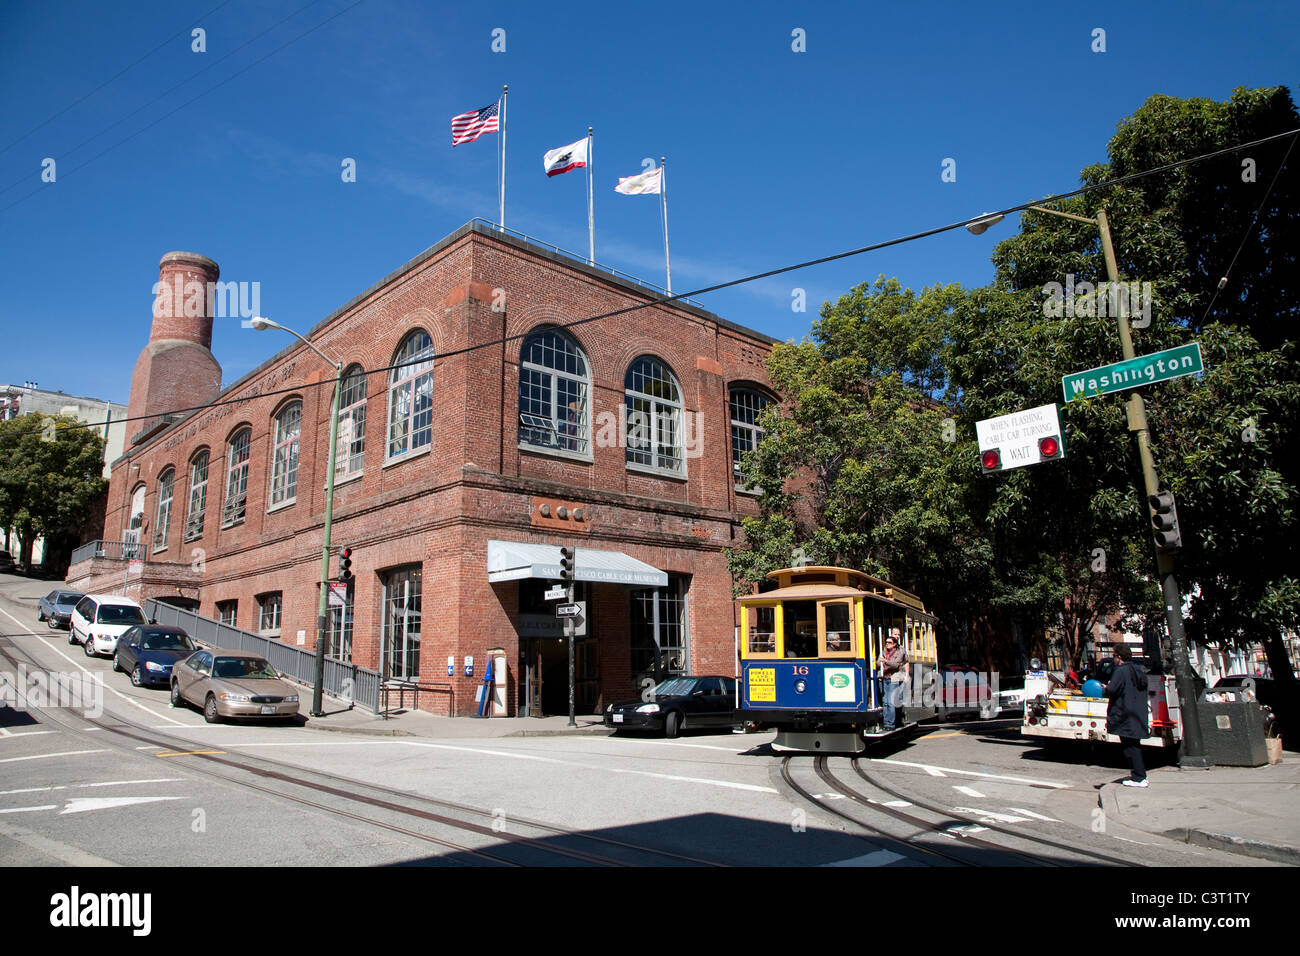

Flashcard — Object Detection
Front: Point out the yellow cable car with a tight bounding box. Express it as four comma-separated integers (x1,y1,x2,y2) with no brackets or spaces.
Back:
738,566,939,752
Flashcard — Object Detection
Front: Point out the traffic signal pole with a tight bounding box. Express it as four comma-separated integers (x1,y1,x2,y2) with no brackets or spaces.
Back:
1097,210,1207,767
312,364,344,718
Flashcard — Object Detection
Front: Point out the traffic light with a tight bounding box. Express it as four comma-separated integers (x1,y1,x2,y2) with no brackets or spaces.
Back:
338,546,353,582
1148,492,1182,551
1038,435,1062,460
559,546,575,584
980,448,1001,473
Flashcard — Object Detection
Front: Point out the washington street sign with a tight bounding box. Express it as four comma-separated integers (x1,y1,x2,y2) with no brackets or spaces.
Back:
1062,342,1203,403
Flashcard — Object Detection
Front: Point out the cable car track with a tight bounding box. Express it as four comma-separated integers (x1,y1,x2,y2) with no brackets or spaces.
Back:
850,758,1139,867
0,636,725,867
781,755,1135,867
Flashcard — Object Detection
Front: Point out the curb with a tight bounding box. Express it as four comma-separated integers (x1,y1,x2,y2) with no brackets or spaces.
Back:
504,728,616,738
302,721,416,738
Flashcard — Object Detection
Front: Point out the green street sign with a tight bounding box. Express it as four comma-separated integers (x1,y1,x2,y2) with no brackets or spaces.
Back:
1062,342,1203,403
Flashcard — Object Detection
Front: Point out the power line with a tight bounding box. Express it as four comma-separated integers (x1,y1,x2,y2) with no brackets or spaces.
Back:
1,0,361,212
35,125,1300,439
0,0,237,159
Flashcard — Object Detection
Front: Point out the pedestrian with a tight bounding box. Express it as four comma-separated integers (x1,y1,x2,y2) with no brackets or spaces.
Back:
880,628,909,731
1105,644,1150,787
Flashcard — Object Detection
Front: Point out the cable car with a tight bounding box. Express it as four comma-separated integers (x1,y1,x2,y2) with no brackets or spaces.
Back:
738,566,939,752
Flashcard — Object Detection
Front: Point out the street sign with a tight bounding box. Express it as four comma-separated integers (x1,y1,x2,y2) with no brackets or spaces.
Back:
328,582,348,608
975,403,1066,473
127,559,143,577
543,585,567,601
1062,342,1203,403
555,603,582,618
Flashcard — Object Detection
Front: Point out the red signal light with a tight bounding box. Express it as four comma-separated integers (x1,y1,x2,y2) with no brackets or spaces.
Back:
1039,436,1060,459
981,449,1001,471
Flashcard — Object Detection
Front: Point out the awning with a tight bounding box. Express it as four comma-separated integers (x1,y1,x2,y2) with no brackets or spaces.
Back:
487,539,668,588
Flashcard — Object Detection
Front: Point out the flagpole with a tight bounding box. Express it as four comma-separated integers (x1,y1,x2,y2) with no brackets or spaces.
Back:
661,156,671,295
500,85,508,229
587,126,595,264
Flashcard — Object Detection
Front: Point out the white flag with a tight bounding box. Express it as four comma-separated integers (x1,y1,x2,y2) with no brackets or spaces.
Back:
543,138,589,177
615,167,662,195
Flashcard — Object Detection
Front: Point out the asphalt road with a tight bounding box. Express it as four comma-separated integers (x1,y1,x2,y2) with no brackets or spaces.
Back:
0,572,1270,868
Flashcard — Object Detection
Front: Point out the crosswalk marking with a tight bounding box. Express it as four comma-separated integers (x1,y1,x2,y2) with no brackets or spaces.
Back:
953,785,986,798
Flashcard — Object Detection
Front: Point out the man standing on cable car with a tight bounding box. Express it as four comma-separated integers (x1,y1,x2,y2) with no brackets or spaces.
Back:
881,629,908,731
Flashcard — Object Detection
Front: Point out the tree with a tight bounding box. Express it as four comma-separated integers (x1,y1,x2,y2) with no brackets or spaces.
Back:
0,414,107,571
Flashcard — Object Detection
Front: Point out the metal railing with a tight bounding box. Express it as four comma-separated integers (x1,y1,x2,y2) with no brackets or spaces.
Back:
469,219,706,310
144,600,381,712
71,539,142,564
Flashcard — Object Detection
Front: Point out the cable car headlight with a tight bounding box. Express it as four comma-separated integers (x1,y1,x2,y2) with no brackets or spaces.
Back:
794,679,807,694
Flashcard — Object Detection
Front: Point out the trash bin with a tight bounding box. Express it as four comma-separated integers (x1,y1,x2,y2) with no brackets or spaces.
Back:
1196,699,1269,767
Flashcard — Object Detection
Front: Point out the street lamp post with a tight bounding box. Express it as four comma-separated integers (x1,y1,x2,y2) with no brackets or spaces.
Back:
967,207,1208,767
250,317,343,718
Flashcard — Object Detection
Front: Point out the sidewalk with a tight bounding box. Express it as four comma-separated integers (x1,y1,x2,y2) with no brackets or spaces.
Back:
1099,758,1300,865
301,696,618,739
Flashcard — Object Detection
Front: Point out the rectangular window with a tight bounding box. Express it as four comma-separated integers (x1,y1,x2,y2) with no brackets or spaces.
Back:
746,605,778,656
328,580,354,663
217,600,237,627
630,574,689,679
819,600,856,657
258,593,282,636
381,566,422,681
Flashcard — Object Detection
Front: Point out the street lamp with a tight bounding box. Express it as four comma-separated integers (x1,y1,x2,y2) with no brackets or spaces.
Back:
250,316,343,718
968,207,1208,767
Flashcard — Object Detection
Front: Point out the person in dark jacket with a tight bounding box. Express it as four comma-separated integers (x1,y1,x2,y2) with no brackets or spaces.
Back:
1106,644,1150,787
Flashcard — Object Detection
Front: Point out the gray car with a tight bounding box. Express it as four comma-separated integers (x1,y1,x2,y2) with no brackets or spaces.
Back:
38,590,85,629
170,648,300,723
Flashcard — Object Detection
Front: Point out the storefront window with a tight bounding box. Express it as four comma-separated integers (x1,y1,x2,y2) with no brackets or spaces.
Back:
631,574,689,679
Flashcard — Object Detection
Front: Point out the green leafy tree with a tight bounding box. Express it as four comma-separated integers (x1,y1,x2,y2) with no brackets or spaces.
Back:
0,414,107,571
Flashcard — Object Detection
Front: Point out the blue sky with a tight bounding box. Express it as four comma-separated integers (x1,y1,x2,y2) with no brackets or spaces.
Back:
1,0,1297,405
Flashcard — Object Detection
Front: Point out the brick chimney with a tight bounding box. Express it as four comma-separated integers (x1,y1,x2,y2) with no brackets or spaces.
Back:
126,252,224,442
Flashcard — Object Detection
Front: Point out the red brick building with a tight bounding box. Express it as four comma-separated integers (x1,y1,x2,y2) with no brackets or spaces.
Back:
70,222,779,716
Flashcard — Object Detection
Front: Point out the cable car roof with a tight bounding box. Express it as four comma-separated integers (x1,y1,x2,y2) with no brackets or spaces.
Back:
737,566,930,614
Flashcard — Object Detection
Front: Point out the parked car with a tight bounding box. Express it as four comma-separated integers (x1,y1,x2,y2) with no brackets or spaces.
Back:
170,648,300,723
0,552,16,572
995,675,1027,715
936,665,999,719
69,594,147,657
605,675,738,737
38,590,85,629
113,625,197,687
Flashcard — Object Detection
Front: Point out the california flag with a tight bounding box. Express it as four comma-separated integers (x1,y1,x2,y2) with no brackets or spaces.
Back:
615,167,662,195
543,138,589,177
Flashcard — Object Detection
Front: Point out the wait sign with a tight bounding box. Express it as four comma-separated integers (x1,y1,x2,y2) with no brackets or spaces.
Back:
976,403,1066,473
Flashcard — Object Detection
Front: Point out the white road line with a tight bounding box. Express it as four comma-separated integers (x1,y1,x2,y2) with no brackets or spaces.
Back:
824,849,905,867
952,806,1034,823
0,730,58,740
0,749,106,763
0,605,188,726
871,758,1069,789
61,796,183,814
563,737,749,753
0,820,122,866
1007,807,1061,822
883,799,912,808
0,778,182,796
0,805,58,814
947,824,990,835
953,785,986,798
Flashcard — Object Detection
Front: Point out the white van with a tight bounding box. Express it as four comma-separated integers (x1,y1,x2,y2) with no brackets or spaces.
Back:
70,595,147,658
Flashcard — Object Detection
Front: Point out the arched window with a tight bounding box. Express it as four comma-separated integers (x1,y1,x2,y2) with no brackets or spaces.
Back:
185,450,209,541
125,485,146,558
222,428,251,527
270,401,301,506
518,327,590,455
624,356,683,474
387,330,434,459
335,365,367,479
153,469,174,551
729,387,772,482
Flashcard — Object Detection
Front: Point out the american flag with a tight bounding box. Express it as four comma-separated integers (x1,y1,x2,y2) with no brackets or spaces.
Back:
451,102,500,146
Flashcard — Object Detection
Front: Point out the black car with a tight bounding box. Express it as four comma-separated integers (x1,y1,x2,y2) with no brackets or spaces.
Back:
38,589,85,629
605,676,738,738
113,625,198,688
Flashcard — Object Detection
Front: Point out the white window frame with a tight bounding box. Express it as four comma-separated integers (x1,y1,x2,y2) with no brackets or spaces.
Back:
185,451,208,541
381,566,422,682
270,402,301,507
258,592,282,636
729,387,771,491
223,429,251,528
152,469,174,552
624,356,684,477
386,331,434,461
335,365,367,480
518,327,592,460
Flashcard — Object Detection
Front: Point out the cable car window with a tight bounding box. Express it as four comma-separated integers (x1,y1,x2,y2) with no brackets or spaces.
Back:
820,601,855,657
784,600,817,658
747,605,777,656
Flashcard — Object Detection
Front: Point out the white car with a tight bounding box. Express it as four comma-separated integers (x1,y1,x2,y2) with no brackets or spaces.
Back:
69,594,147,658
